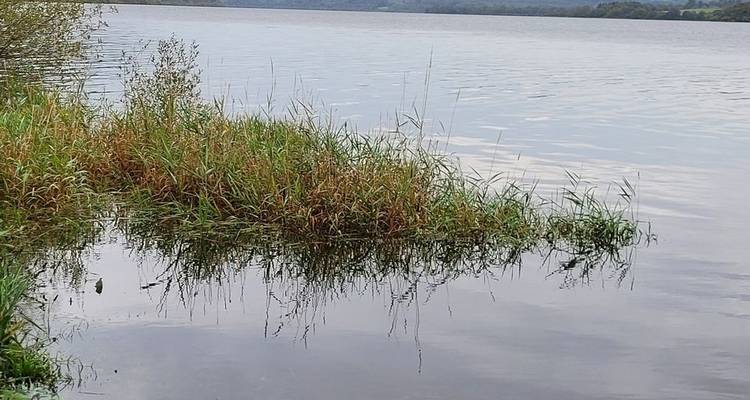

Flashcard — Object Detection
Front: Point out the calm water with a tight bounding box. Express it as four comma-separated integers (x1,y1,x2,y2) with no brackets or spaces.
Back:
49,5,750,399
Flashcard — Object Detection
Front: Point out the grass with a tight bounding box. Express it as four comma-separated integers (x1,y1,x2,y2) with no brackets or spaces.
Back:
1,88,538,241
0,38,646,252
0,261,65,396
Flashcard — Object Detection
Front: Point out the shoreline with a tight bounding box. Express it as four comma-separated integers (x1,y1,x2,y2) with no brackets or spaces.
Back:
88,1,750,23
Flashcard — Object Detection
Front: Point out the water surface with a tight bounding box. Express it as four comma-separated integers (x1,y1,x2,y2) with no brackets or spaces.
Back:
51,5,750,399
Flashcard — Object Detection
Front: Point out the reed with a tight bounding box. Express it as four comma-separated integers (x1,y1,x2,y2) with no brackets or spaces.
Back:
0,38,645,251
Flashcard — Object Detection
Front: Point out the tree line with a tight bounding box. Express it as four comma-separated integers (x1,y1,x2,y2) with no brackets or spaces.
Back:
425,0,750,21
86,0,750,22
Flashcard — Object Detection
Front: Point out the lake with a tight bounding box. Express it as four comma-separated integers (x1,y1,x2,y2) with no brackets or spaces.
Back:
51,5,750,399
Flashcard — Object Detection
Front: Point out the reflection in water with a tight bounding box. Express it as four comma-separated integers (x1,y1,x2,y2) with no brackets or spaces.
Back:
45,217,640,339
32,218,641,385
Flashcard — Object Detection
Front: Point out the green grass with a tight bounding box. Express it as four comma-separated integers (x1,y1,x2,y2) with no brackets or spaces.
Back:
0,262,64,394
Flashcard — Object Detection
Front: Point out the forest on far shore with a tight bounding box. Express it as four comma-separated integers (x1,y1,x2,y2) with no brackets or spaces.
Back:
94,0,750,22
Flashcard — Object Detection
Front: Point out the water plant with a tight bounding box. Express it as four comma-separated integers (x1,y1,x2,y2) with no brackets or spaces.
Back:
1,37,646,250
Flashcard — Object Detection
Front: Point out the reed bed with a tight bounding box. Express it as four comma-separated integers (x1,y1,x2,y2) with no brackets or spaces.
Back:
0,39,644,252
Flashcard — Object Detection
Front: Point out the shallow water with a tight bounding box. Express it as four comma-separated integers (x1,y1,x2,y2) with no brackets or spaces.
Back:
49,5,750,399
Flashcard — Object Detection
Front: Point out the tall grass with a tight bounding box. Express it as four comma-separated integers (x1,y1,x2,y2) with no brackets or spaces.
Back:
0,38,645,251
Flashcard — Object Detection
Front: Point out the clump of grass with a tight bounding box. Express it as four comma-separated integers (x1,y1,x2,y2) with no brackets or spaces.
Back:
545,172,644,255
0,261,65,394
107,39,542,239
0,80,106,223
1,38,646,252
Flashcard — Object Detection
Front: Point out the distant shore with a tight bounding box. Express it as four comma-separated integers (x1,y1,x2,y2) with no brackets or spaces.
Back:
90,0,750,23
